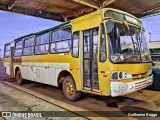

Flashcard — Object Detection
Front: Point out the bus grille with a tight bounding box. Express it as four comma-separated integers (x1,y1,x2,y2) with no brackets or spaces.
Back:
135,79,147,90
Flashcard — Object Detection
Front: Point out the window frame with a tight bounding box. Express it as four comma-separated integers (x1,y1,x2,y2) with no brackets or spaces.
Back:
14,39,23,57
35,32,50,55
4,43,11,58
23,36,35,56
99,23,107,62
50,26,72,54
72,31,80,58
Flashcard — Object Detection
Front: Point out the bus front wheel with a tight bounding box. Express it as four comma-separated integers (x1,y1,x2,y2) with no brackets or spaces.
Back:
16,70,24,85
63,76,81,101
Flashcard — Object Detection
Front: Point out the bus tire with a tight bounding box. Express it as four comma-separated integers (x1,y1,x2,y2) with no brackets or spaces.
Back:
63,76,81,101
16,70,24,85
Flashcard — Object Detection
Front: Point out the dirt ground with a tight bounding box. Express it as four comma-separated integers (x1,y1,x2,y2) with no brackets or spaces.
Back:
0,62,160,120
0,82,87,120
0,62,9,80
0,63,86,120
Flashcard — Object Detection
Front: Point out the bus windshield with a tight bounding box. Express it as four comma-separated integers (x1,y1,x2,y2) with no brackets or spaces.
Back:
106,20,151,63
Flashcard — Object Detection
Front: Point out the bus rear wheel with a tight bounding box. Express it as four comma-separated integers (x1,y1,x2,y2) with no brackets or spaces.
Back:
16,70,24,85
63,76,81,101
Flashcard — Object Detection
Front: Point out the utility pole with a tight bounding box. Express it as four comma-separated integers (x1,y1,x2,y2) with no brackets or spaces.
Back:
149,32,151,42
0,49,1,61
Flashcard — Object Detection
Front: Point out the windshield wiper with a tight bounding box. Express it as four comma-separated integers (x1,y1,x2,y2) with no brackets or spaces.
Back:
135,31,141,52
131,36,136,52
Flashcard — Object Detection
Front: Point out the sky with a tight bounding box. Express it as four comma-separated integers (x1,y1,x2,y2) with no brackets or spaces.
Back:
0,11,60,58
0,10,160,58
141,15,160,41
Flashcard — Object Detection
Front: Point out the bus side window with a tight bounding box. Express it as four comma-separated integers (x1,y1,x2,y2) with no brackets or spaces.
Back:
72,32,79,57
100,23,107,62
15,40,23,56
35,32,50,55
51,27,71,53
4,44,11,57
23,36,34,56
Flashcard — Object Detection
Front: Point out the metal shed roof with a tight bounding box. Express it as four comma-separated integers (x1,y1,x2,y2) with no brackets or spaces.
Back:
0,0,160,22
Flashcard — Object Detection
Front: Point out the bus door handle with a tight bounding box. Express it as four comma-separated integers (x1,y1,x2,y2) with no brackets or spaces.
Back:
45,66,49,69
31,66,33,70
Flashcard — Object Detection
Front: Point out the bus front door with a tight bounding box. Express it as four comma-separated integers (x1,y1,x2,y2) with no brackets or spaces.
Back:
83,28,99,91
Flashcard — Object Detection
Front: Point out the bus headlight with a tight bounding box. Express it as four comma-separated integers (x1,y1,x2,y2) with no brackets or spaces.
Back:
111,71,132,81
147,69,152,76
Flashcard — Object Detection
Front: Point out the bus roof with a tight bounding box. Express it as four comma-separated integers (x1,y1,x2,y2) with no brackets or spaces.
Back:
104,8,141,22
14,33,35,42
4,40,14,45
35,21,70,35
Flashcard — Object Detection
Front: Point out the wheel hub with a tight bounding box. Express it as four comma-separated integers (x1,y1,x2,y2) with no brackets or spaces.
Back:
65,81,74,96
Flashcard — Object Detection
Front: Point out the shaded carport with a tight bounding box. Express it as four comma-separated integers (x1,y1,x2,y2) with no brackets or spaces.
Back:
0,0,160,21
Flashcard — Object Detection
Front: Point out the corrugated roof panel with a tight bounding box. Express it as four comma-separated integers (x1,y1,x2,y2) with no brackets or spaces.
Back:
1,0,160,21
0,0,10,4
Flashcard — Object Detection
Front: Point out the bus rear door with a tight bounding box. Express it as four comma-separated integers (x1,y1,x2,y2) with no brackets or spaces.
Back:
10,42,14,78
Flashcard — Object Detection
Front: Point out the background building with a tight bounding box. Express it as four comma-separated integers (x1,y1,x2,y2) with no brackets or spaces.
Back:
148,41,160,64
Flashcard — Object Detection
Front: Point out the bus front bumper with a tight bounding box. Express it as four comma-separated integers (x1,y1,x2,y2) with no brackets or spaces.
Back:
110,75,153,97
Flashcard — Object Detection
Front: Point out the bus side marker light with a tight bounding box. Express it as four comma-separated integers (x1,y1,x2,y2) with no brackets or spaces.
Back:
103,75,107,77
101,71,105,73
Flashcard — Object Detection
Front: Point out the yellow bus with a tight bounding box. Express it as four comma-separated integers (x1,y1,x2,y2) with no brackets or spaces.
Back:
3,8,153,101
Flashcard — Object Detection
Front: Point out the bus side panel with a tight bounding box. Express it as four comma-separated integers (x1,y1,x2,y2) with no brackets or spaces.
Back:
33,62,50,84
22,62,34,81
48,54,70,86
69,56,81,90
22,56,34,81
98,60,112,96
68,31,81,90
48,67,56,86
33,55,49,84
49,63,70,86
3,58,10,75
